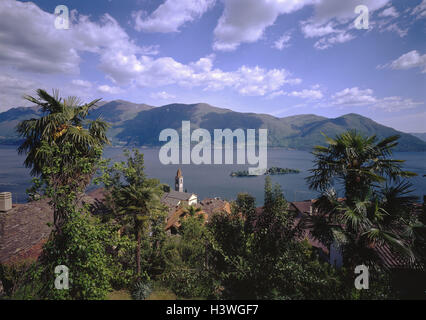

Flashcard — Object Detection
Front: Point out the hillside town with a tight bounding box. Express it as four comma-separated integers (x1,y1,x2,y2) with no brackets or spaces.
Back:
1,167,424,298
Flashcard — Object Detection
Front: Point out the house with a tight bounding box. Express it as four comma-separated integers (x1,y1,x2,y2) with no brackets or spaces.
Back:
164,197,231,234
0,193,99,265
161,190,198,208
0,198,53,265
161,169,198,220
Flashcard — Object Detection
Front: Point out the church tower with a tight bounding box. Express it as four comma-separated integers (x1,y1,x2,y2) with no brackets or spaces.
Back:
175,168,183,192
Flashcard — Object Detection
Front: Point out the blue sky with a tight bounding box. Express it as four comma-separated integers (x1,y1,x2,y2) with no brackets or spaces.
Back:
0,0,425,132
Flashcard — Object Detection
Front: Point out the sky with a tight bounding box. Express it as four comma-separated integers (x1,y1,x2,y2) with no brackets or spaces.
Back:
0,0,425,132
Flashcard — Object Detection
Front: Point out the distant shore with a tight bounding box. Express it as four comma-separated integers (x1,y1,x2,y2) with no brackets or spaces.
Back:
230,167,301,177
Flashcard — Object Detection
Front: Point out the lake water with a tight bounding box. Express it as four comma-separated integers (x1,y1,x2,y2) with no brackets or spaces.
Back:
0,145,425,206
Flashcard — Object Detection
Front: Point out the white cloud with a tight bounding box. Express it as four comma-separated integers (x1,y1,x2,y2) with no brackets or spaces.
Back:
330,87,423,111
213,0,315,51
381,23,408,37
133,0,216,32
150,91,177,100
411,0,426,19
0,74,37,111
380,50,426,73
289,89,323,100
314,31,355,50
310,0,389,25
331,87,377,106
268,88,323,100
302,0,390,49
210,0,407,51
72,79,93,88
301,22,338,38
0,0,156,75
273,31,292,50
99,53,302,96
379,6,399,18
97,85,123,94
0,74,98,111
373,96,423,112
0,0,80,73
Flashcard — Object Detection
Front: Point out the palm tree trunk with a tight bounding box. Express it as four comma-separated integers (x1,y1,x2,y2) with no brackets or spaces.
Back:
136,229,141,276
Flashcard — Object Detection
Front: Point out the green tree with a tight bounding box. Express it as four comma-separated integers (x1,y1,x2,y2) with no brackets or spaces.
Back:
161,209,216,299
25,141,131,300
39,210,129,300
305,131,419,268
206,178,349,299
99,149,165,277
307,130,415,202
17,89,109,176
235,193,256,233
17,89,109,233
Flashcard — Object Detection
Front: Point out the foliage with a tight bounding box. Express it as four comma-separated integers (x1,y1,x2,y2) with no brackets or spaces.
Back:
206,178,340,299
307,130,416,201
305,131,421,268
17,89,109,176
38,211,131,300
29,141,104,233
17,90,109,234
97,149,167,277
14,91,135,300
160,212,218,299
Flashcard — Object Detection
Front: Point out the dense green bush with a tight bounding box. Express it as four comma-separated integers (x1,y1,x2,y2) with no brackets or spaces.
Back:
38,211,130,300
160,214,219,299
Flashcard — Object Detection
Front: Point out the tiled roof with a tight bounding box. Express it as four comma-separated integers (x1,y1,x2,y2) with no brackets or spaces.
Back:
0,194,98,265
0,199,53,264
199,198,231,221
162,190,196,201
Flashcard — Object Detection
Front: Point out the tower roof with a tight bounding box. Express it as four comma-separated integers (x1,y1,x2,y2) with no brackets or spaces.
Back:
176,168,183,178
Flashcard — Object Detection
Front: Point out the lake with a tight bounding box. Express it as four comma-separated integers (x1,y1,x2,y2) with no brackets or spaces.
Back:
0,145,425,206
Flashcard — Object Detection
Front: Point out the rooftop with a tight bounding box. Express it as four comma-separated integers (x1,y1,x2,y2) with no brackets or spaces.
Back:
162,190,196,202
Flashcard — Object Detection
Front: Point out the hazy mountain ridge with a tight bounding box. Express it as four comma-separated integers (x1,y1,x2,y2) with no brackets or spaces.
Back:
1,101,425,152
410,133,426,142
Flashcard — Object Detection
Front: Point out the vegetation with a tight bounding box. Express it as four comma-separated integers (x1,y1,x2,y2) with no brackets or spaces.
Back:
2,92,424,300
16,89,109,176
305,131,425,293
230,167,300,177
97,149,165,277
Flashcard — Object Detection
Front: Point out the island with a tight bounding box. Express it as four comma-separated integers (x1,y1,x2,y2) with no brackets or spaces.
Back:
230,167,301,177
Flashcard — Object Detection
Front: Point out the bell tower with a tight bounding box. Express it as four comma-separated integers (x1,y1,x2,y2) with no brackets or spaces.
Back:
175,168,183,192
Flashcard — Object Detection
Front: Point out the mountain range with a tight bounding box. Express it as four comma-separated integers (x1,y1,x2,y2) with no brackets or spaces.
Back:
410,132,426,142
0,100,425,152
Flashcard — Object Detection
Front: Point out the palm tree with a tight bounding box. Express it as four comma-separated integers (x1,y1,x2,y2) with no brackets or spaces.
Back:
17,89,109,176
114,181,162,276
106,149,164,277
304,131,418,267
307,130,415,202
16,89,109,233
306,189,415,267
